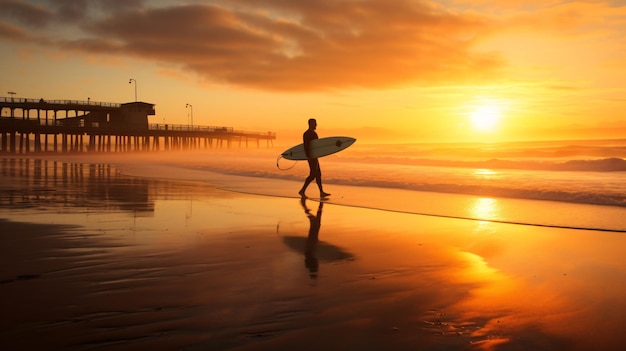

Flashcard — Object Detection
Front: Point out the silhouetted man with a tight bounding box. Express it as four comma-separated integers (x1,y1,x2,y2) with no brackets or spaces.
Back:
298,118,330,198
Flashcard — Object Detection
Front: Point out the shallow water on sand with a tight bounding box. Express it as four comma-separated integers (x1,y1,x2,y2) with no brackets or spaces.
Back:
1,156,626,351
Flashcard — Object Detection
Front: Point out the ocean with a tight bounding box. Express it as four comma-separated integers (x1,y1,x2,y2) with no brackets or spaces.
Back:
2,138,625,232
171,138,626,232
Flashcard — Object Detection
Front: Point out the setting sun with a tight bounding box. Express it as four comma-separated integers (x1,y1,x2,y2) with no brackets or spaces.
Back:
470,104,502,132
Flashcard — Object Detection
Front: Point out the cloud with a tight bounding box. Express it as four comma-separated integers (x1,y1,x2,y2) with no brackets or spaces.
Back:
44,0,144,21
447,0,626,43
1,0,506,91
0,21,29,40
0,0,52,28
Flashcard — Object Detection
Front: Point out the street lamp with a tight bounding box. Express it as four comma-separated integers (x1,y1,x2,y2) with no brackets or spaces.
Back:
128,79,137,102
7,91,16,117
186,103,193,128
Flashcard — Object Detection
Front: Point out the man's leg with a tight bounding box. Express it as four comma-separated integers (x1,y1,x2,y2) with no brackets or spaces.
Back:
315,163,330,197
299,159,317,197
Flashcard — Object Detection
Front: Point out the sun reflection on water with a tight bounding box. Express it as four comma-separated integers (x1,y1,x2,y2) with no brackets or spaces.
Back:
474,168,498,178
471,197,500,222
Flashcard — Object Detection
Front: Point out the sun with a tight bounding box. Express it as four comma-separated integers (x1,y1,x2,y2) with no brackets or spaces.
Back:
470,104,502,132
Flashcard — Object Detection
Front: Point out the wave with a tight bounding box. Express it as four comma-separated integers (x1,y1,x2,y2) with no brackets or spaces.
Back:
190,165,626,208
350,140,626,160
341,157,626,172
324,178,626,208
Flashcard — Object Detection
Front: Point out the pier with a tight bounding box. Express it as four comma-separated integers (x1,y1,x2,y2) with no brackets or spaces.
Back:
0,97,276,154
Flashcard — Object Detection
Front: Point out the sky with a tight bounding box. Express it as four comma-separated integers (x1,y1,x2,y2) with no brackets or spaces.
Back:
1,0,626,143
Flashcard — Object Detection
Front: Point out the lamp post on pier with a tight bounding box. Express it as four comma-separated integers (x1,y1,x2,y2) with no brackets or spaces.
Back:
186,103,193,129
7,91,16,117
128,79,137,102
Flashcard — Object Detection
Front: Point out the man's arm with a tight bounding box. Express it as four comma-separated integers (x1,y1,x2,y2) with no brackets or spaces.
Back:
303,131,313,159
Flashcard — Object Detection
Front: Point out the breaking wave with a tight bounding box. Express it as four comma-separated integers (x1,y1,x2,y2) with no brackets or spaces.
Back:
340,157,626,172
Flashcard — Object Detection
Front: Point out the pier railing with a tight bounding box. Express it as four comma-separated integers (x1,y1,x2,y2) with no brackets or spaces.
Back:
0,96,121,108
148,124,276,138
1,118,275,139
149,124,234,132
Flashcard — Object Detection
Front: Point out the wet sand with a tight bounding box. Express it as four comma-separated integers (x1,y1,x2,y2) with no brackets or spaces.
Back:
1,155,626,350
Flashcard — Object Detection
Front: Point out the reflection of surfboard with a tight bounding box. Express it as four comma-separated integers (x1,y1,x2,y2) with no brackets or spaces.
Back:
281,136,356,160
281,236,355,262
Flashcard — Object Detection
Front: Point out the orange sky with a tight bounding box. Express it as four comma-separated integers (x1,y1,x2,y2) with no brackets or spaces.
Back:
1,0,626,143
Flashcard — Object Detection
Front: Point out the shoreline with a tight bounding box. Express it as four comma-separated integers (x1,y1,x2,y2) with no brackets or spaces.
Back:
3,151,626,212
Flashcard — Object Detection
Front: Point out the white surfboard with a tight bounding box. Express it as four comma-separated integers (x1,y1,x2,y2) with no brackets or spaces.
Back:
281,136,356,160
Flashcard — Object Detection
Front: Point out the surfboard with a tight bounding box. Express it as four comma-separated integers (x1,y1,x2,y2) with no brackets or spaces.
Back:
281,136,356,160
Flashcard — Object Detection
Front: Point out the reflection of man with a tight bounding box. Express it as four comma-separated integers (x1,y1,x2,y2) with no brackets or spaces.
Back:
301,197,323,279
298,118,331,198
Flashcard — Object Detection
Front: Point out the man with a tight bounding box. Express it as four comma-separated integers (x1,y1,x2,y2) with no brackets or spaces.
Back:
298,118,331,198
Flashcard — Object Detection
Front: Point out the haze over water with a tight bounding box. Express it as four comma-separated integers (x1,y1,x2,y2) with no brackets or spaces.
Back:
100,137,626,232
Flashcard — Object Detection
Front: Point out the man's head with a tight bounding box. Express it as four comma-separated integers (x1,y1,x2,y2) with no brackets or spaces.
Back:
308,118,317,130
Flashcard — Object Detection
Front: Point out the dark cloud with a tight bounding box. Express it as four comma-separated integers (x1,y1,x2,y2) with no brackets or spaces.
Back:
0,21,29,40
1,0,504,91
44,0,144,21
0,0,52,27
48,0,88,21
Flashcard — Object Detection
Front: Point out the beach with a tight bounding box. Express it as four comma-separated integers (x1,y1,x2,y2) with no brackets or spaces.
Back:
2,154,626,351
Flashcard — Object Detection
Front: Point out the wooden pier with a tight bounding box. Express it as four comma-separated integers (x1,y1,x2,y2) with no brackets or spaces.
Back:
0,97,276,154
